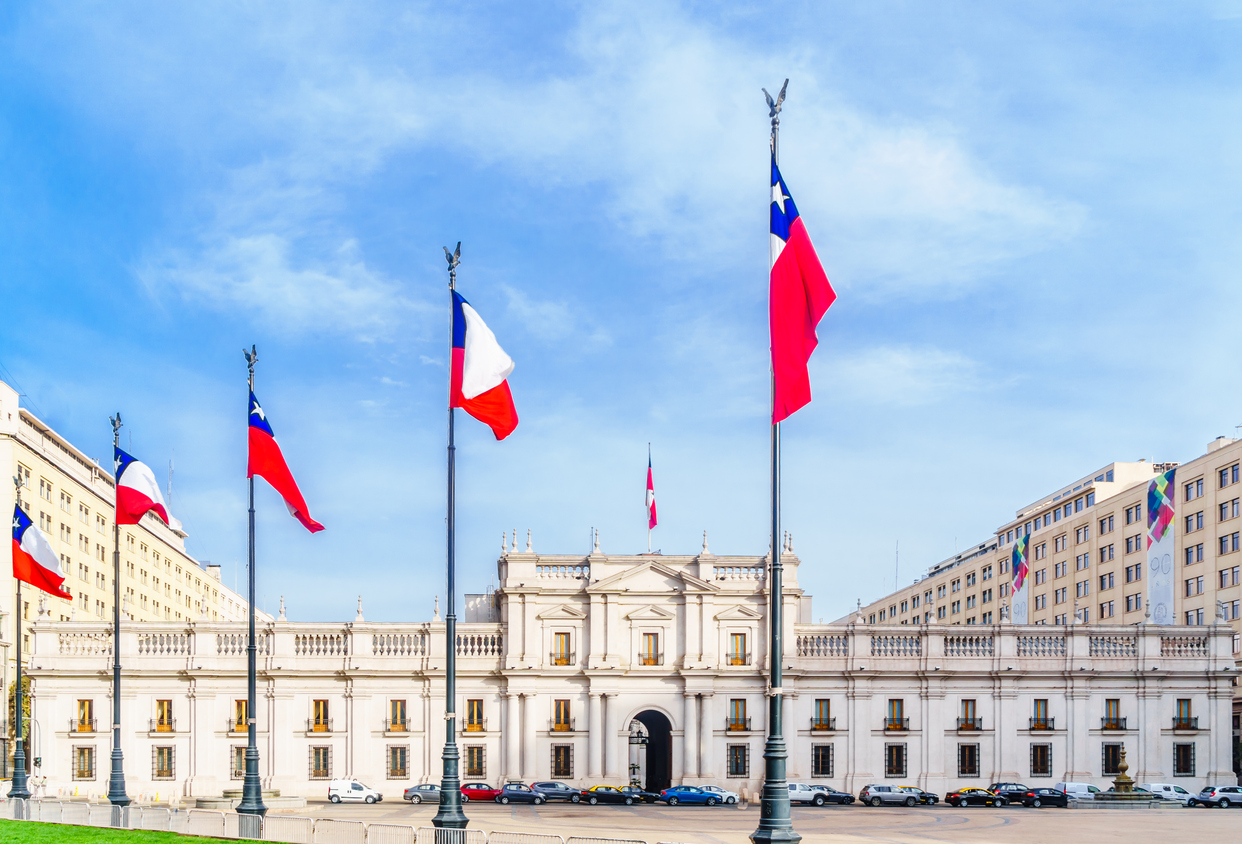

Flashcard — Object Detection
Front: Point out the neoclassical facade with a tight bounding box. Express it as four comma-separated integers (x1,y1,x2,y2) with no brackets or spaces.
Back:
26,546,1237,801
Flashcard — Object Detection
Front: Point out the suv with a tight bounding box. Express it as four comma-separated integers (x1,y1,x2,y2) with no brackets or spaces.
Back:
987,783,1028,805
328,779,383,804
1191,785,1242,808
531,781,582,803
788,783,829,806
859,784,915,806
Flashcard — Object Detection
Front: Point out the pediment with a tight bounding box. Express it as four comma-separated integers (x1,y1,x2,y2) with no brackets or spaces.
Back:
590,559,718,595
624,604,676,621
536,604,588,621
714,604,763,621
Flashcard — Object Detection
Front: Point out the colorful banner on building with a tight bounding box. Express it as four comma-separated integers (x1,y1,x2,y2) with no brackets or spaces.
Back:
1146,468,1176,625
1011,532,1030,624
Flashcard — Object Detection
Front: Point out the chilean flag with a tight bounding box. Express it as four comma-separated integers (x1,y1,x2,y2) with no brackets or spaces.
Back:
114,447,170,526
248,391,324,533
770,155,836,424
451,290,518,440
646,452,657,530
12,504,72,600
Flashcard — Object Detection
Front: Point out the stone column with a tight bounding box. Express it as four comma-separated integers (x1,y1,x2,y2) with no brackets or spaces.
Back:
523,692,537,780
782,693,795,778
683,692,698,779
603,694,620,779
506,692,521,781
588,692,603,777
699,692,714,780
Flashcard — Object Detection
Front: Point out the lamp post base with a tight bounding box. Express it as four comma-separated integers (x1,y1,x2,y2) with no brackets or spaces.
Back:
432,740,468,829
750,736,799,844
107,748,131,807
6,741,30,800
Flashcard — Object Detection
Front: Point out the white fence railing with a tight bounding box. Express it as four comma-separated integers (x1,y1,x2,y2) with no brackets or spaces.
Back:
1,799,660,844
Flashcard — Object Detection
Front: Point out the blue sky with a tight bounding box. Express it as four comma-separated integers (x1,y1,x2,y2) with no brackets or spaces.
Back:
2,2,1240,622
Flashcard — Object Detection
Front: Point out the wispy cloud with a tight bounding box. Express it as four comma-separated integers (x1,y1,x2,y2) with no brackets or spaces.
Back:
823,345,986,407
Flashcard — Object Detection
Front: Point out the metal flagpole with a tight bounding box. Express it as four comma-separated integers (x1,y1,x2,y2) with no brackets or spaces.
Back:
433,243,468,830
237,346,267,831
7,476,30,804
752,78,799,844
647,443,652,554
107,413,130,819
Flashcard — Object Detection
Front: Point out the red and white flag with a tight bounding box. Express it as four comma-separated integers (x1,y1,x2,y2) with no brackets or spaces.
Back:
114,446,170,526
12,504,72,599
646,450,657,530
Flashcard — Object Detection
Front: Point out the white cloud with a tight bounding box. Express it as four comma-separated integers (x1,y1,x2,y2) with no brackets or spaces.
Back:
823,345,985,407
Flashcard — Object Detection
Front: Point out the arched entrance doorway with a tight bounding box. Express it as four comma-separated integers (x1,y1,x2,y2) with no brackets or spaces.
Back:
633,710,673,793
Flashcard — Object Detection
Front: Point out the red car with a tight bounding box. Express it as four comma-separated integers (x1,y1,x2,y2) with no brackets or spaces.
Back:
460,782,501,802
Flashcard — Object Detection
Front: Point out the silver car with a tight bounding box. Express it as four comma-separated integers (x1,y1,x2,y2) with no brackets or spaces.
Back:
859,784,916,806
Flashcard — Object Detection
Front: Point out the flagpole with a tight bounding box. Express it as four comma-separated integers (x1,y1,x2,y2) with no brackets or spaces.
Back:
107,413,130,816
7,477,30,804
237,345,267,830
753,78,798,844
433,243,468,830
647,443,652,554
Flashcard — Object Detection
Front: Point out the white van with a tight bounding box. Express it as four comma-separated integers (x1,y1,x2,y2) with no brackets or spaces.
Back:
1054,782,1101,801
328,778,384,804
1139,783,1192,804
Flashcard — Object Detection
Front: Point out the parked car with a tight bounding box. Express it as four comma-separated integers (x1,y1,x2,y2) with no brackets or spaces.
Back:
404,783,441,804
897,787,939,805
987,783,1028,804
328,779,383,804
700,785,739,805
1054,782,1101,801
497,783,545,805
945,787,1002,807
531,781,582,803
581,785,636,805
858,784,914,806
1016,787,1068,808
659,785,718,806
620,785,661,804
460,783,501,803
1190,785,1242,808
811,786,855,805
789,783,830,806
1139,783,1193,805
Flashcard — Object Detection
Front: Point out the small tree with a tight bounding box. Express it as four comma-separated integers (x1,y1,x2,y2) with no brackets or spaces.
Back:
7,676,31,739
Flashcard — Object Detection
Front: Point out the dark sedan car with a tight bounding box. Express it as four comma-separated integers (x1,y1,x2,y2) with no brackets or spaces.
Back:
497,783,545,805
1018,788,1068,808
946,787,1003,807
812,786,855,805
581,785,636,805
620,785,660,804
897,787,939,805
404,783,441,804
532,781,582,803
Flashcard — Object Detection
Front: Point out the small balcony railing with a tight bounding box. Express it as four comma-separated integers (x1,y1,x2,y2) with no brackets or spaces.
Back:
550,651,576,666
549,718,576,733
308,718,333,733
810,718,836,732
727,652,752,666
883,717,909,732
384,719,409,733
464,718,487,733
227,719,249,734
726,717,751,732
1101,717,1127,731
1029,717,1055,731
69,718,98,733
150,719,176,733
639,652,664,666
1172,717,1199,731
957,717,983,732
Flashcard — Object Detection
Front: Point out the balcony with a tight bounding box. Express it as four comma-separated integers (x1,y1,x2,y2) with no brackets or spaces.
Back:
463,718,487,733
150,719,176,733
227,719,249,734
69,718,98,734
810,717,836,732
956,717,983,732
1172,717,1199,732
549,651,576,666
639,652,664,666
1029,717,1055,731
384,719,409,733
727,652,752,666
883,717,909,732
726,717,752,732
549,718,576,733
307,718,333,733
1100,717,1127,731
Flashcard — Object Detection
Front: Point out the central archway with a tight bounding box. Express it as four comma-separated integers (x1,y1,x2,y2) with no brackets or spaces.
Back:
634,710,673,793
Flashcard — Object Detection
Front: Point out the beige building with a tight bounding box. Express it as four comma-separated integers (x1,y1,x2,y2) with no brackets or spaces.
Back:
1,379,253,765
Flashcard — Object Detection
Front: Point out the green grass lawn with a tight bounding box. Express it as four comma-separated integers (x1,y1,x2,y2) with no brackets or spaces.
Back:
0,818,232,843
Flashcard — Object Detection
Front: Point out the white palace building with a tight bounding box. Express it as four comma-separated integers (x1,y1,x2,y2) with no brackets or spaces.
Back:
24,539,1238,801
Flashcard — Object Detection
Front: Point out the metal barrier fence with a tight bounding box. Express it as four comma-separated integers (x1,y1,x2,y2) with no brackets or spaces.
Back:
2,799,658,844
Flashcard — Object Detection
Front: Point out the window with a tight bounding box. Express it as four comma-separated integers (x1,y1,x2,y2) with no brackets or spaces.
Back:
1185,478,1204,501
1125,504,1141,524
1054,535,1067,552
1185,544,1204,565
1076,580,1090,598
465,745,485,777
1185,511,1204,533
60,491,71,511
553,699,572,732
900,600,908,613
1125,563,1142,583
1030,744,1052,778
1221,464,1240,487
1221,532,1240,555
1099,515,1114,534
1034,569,1046,586
886,699,905,730
73,746,96,780
388,745,409,779
1099,572,1114,590
937,606,946,619
153,746,175,780
1173,743,1195,776
466,699,484,732
313,699,330,732
1054,561,1067,578
641,632,660,665
1103,699,1121,728
912,595,920,608
884,744,907,778
1000,582,1010,598
729,699,748,731
1125,593,1142,613
951,579,960,593
966,595,977,609
1221,566,1240,588
232,747,245,780
966,572,977,587
1102,743,1123,775
310,746,331,779
729,633,748,665
1222,499,1240,521
389,699,407,731
1099,601,1114,619
812,699,831,730
812,744,833,778
551,744,573,778
1034,594,1046,610
1099,545,1114,563
958,744,980,777
76,699,95,733
982,588,993,604
39,478,52,501
1055,587,1067,604
553,632,572,665
982,565,993,580
1032,698,1049,726
960,699,979,730
1124,535,1141,554
937,585,946,598
1185,608,1205,626
1076,553,1090,571
1185,576,1204,597
951,600,960,614
727,744,749,778
1076,526,1090,544
156,699,173,732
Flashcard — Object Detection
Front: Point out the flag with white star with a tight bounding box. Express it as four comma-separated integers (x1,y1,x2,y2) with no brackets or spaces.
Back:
248,390,324,532
12,504,72,599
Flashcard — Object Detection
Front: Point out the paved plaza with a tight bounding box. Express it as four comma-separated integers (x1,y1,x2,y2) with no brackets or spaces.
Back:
286,799,1239,844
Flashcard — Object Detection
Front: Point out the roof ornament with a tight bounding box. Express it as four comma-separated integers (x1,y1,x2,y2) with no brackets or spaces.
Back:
355,595,364,622
701,530,709,555
277,596,286,622
526,529,533,554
